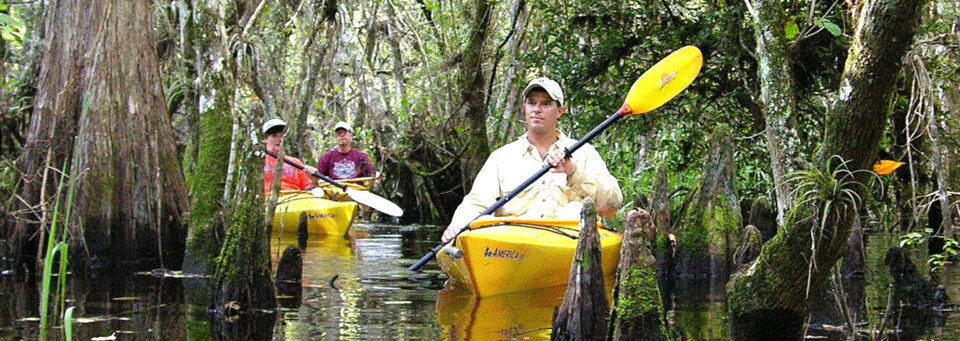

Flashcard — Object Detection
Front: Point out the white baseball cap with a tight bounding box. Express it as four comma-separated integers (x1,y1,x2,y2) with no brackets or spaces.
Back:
333,121,352,133
522,77,564,106
262,118,287,135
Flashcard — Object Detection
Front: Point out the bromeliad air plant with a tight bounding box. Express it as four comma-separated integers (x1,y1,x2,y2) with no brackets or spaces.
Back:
784,155,881,297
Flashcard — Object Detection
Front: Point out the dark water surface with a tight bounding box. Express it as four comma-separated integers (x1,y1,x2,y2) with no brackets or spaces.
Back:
1,224,958,340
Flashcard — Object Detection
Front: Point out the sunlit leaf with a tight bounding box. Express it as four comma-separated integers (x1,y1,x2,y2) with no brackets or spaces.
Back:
785,19,799,39
814,18,842,37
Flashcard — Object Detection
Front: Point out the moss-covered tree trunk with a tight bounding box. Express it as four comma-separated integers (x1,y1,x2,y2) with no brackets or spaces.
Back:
650,165,676,312
182,0,239,275
456,0,492,192
728,1,929,339
745,0,804,226
213,125,276,318
14,0,189,271
676,124,741,283
610,209,664,340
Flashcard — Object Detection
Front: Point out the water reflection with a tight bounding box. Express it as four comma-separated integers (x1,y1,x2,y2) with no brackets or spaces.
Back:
271,224,445,339
436,284,566,340
1,226,959,340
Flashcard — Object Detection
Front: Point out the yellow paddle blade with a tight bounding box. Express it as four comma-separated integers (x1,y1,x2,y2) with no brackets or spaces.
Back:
874,160,904,176
622,45,703,115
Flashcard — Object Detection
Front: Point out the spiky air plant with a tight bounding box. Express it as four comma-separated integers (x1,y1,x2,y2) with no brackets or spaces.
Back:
784,155,880,297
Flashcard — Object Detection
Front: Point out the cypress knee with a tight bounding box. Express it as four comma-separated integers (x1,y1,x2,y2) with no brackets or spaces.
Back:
276,245,303,308
551,198,608,341
610,209,664,340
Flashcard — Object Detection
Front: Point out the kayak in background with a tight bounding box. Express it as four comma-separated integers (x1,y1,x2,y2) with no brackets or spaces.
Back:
272,191,358,236
316,177,374,201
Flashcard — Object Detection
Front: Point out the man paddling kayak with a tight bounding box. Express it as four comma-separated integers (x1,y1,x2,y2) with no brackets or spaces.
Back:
262,118,318,193
317,121,376,181
441,77,623,242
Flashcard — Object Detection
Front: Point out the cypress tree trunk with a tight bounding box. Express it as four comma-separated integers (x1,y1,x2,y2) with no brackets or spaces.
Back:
650,165,676,312
182,0,238,275
213,126,276,317
456,0,492,191
675,124,741,283
551,198,608,340
15,0,188,271
610,209,664,340
729,1,929,339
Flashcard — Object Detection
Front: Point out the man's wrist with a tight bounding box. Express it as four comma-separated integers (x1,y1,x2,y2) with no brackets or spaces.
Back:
566,164,586,186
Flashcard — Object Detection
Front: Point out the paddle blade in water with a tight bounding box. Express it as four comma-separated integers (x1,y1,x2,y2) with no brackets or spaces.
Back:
622,45,703,115
346,188,404,217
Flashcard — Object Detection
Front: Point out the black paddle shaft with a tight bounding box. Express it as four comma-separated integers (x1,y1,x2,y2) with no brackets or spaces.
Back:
407,111,624,272
264,149,347,191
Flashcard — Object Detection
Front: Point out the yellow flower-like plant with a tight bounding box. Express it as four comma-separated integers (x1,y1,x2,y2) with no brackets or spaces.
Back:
873,160,905,176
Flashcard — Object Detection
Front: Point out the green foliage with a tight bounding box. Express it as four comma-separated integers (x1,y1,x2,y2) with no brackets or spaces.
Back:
899,229,960,273
63,306,76,341
813,18,842,37
785,19,799,39
0,2,24,45
39,158,78,341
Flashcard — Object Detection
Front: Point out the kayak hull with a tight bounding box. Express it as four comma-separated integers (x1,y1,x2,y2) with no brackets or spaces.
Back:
272,192,357,236
437,218,622,297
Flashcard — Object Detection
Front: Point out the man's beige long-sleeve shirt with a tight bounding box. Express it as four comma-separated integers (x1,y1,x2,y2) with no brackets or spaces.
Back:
446,130,623,231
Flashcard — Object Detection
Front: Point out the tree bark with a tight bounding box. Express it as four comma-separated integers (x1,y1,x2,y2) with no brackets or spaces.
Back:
551,198,608,341
745,0,803,227
729,1,929,339
213,126,276,314
15,0,189,271
182,0,239,275
456,0,492,192
676,124,741,282
610,209,664,341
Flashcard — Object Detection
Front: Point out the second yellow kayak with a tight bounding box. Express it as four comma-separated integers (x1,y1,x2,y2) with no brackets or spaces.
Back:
272,192,358,236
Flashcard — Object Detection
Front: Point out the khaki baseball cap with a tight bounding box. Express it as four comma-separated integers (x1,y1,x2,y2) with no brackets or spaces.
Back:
522,77,564,106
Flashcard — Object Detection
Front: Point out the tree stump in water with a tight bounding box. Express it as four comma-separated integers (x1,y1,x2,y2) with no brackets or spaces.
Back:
675,124,742,283
298,212,309,250
610,209,665,340
884,247,937,307
650,166,676,312
881,246,940,339
212,139,276,333
275,245,303,308
551,198,608,341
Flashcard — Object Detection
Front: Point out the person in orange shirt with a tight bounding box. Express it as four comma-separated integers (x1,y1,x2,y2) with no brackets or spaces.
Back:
262,118,317,194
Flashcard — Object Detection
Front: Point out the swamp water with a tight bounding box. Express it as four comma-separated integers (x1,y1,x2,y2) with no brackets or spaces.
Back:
1,224,958,340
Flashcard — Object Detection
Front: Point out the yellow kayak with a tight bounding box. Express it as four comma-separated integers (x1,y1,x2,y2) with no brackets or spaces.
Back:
316,177,373,201
272,191,357,236
437,217,622,297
